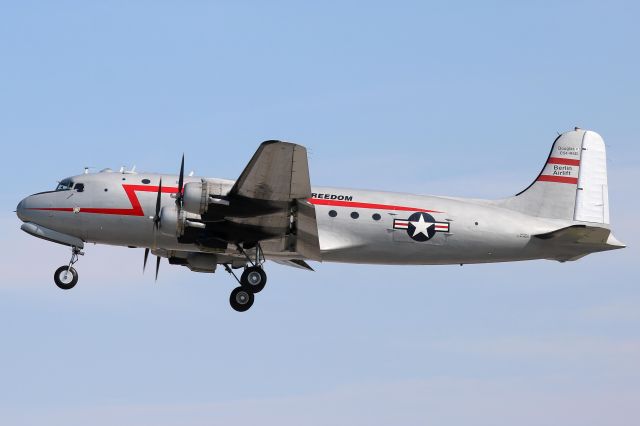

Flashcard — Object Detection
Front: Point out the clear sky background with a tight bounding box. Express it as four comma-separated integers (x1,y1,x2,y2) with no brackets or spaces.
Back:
1,1,639,425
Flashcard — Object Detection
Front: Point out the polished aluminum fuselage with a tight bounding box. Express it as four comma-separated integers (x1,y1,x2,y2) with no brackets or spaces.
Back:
16,170,586,265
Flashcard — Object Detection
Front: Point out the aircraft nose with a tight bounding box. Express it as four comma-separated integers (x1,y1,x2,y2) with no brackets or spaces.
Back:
16,196,37,223
16,198,27,222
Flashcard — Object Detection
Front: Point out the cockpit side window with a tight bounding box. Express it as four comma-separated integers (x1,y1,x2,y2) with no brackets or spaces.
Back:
74,183,85,192
55,179,73,191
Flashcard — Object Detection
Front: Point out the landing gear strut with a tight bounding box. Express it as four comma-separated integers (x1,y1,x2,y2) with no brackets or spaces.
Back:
224,243,268,312
53,246,83,290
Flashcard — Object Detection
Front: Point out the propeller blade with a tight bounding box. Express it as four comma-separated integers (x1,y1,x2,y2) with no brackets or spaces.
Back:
143,248,150,273
177,154,185,203
154,178,163,229
155,256,161,281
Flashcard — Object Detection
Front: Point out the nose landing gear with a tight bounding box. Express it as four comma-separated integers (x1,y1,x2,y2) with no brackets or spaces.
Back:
53,246,83,290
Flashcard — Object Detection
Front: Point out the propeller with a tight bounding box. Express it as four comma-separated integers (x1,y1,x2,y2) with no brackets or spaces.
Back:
143,178,164,281
144,152,185,280
143,248,150,272
153,178,163,230
143,247,161,281
176,154,185,209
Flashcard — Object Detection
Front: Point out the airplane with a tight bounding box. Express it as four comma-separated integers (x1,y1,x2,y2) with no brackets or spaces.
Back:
16,128,625,312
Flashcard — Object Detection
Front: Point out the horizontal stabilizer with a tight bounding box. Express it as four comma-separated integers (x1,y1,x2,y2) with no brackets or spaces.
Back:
533,225,625,261
534,225,611,244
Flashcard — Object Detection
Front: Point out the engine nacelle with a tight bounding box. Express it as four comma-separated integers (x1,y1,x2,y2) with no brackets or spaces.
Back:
159,206,202,238
183,181,209,215
183,179,233,215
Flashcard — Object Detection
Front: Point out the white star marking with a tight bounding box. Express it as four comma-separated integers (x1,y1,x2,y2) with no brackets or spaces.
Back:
410,214,435,238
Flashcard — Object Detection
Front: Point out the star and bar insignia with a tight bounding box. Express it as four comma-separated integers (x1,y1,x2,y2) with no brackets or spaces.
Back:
393,212,450,242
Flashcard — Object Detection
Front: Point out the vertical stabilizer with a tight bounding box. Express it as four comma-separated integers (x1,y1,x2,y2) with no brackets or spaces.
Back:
499,129,610,224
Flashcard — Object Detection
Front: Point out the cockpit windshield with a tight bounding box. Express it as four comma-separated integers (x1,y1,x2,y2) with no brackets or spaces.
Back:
55,178,73,191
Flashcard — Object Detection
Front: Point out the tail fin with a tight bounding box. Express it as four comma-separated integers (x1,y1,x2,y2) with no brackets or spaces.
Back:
500,128,610,223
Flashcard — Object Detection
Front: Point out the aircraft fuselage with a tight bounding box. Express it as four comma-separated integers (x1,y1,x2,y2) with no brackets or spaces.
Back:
17,171,587,266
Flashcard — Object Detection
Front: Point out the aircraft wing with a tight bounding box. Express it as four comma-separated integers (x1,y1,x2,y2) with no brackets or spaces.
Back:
230,141,311,201
207,140,321,261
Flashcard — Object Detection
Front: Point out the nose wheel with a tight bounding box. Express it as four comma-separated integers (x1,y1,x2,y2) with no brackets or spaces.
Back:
53,246,83,290
54,266,78,290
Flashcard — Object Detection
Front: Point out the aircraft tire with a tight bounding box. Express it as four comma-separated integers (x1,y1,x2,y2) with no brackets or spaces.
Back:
54,266,78,290
240,266,267,294
230,287,254,312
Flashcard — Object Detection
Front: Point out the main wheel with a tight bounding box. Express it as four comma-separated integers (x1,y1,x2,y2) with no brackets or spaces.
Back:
54,266,78,290
240,266,267,293
230,287,254,312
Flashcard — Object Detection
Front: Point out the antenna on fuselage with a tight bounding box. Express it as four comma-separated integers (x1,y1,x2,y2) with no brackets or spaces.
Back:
122,165,138,175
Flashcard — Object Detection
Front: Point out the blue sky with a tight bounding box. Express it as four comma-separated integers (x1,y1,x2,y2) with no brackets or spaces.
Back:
1,1,639,425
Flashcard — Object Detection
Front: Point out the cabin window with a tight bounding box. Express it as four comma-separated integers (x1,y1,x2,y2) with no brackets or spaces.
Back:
372,213,381,221
55,179,73,191
142,179,151,184
328,210,337,218
350,212,359,219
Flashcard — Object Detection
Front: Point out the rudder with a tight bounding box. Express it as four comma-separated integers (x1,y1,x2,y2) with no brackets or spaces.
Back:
500,128,609,223
574,131,609,224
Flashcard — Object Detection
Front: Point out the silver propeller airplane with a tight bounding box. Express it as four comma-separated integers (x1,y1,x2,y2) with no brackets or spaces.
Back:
16,128,624,311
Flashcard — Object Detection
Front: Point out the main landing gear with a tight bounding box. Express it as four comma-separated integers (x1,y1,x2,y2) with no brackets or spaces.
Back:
224,244,268,312
224,265,269,312
53,246,84,290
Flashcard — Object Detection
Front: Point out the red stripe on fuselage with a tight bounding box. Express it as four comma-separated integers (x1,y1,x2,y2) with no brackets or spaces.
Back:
309,198,442,213
31,185,443,216
537,175,579,184
547,157,581,166
28,185,179,216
